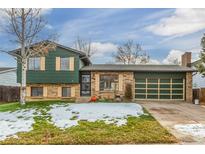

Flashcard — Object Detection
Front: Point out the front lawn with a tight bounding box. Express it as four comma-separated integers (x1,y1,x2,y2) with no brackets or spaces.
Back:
0,101,177,144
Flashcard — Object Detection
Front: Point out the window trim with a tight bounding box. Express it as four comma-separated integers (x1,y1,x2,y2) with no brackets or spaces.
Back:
61,86,71,98
99,74,119,91
28,57,41,71
31,87,43,98
60,57,70,71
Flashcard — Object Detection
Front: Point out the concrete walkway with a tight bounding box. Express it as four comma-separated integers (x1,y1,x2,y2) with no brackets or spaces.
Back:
139,101,205,144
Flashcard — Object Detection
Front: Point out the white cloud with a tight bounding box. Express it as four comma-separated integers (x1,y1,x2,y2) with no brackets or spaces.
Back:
189,48,201,62
86,42,117,63
90,42,162,64
92,42,117,53
163,49,184,64
147,59,160,64
146,9,205,37
162,48,201,65
142,9,174,21
59,9,132,43
41,8,53,15
45,24,53,30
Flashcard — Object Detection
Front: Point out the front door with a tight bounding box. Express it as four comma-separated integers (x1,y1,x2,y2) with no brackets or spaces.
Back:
80,73,91,96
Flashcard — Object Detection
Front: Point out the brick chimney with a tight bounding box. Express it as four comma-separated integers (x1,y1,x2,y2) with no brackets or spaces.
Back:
181,52,191,67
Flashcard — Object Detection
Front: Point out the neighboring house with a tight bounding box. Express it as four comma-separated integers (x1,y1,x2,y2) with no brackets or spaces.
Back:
15,41,195,102
0,67,20,87
191,59,205,88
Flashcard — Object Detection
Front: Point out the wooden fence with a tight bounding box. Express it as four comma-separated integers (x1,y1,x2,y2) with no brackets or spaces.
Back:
193,88,205,105
0,86,20,103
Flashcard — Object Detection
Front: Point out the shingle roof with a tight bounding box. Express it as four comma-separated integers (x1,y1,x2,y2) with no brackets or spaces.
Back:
80,64,195,72
10,40,91,65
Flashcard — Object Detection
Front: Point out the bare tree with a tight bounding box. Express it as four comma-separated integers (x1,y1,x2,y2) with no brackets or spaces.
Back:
0,9,56,105
73,36,97,57
113,40,149,64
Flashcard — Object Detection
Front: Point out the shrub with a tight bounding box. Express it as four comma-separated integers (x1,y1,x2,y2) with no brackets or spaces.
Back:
124,83,133,100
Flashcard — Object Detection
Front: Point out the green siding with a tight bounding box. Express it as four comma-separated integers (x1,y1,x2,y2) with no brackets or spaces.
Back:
17,46,80,84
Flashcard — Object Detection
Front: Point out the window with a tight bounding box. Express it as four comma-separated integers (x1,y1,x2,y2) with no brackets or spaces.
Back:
60,58,70,70
31,87,43,97
28,57,40,70
82,75,90,82
100,75,118,91
62,87,71,97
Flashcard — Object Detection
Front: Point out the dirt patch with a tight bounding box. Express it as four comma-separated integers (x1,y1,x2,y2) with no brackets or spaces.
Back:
150,107,180,114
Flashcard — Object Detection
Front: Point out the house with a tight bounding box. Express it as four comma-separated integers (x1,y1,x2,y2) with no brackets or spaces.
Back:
0,67,20,87
191,59,205,88
16,41,195,102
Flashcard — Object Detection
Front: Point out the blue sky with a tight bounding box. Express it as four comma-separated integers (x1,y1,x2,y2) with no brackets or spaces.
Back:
0,8,204,67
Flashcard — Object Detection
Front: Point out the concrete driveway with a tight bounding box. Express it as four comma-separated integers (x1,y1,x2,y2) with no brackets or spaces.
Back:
139,101,205,144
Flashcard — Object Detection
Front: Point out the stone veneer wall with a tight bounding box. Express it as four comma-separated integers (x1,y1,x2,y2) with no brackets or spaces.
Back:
186,72,193,103
91,71,135,99
26,83,80,101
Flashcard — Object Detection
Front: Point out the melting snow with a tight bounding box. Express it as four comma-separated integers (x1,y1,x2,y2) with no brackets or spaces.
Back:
0,103,144,141
0,109,37,141
48,103,144,129
174,124,205,138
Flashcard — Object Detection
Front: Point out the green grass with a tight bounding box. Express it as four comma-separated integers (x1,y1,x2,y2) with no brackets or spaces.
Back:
0,99,75,112
0,101,177,144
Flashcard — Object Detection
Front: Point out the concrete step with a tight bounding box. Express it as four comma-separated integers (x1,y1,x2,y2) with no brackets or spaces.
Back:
76,97,91,103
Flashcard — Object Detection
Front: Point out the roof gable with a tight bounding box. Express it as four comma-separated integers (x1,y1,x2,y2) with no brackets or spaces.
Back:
10,40,91,65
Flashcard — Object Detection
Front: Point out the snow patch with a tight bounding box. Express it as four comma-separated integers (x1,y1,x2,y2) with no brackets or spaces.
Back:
174,124,205,138
0,109,38,141
48,103,144,129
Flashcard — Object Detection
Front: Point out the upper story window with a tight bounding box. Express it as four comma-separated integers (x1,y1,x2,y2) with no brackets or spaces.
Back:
60,57,70,70
28,57,40,70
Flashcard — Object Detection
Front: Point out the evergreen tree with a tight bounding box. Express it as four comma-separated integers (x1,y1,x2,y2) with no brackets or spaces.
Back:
196,34,205,77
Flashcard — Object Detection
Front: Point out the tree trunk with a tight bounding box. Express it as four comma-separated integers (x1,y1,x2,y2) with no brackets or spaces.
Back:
20,9,26,105
20,58,27,105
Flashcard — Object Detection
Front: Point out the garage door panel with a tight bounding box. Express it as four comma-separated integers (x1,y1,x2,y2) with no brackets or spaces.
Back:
147,79,158,83
135,84,146,88
135,89,146,93
160,84,170,88
147,84,158,88
172,84,183,88
160,79,170,83
147,95,158,99
136,79,146,83
172,79,183,83
160,90,170,94
135,94,146,99
160,95,171,99
147,89,158,93
172,90,183,94
172,95,183,99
